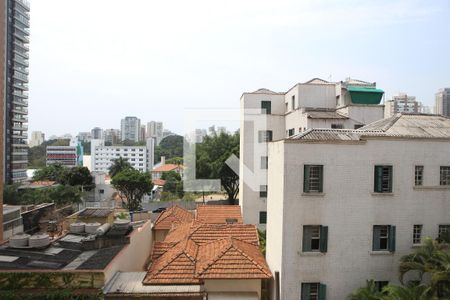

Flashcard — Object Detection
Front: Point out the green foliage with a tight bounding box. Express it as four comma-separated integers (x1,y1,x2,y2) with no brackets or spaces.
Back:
3,184,83,207
108,157,132,178
258,229,266,256
161,171,184,198
195,132,239,204
154,135,184,163
111,169,153,211
81,141,91,155
63,166,95,190
160,191,179,202
166,156,183,165
348,280,384,300
382,283,432,300
33,164,67,182
28,139,70,168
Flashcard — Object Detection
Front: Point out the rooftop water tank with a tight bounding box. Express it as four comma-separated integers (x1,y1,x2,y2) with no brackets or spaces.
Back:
69,222,85,234
85,222,101,234
29,234,50,248
9,233,30,248
95,223,111,236
113,219,130,230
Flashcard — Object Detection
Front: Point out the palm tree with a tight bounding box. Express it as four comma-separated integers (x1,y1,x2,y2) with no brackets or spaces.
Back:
382,284,433,300
348,280,383,300
399,237,450,294
108,157,132,178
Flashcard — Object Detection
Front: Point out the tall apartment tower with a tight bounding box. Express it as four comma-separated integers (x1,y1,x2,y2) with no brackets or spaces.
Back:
436,88,450,117
3,0,30,184
384,93,420,118
29,130,44,147
91,127,102,140
121,116,141,143
146,121,163,145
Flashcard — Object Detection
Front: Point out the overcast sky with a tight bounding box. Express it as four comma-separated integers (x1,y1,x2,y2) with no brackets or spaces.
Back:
28,0,450,137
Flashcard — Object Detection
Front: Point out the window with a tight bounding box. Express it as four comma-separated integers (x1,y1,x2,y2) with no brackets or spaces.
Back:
261,101,271,114
292,95,295,110
259,185,267,198
413,225,423,245
261,156,268,169
301,283,326,300
99,189,105,194
331,124,343,129
373,225,396,252
374,281,389,292
440,166,450,185
259,211,267,224
439,225,450,240
415,166,424,186
258,130,273,143
287,128,295,136
374,166,393,193
285,102,288,112
304,165,323,193
302,225,328,252
354,124,364,129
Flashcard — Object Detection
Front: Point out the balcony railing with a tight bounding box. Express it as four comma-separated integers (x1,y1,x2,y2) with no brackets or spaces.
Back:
14,40,29,51
13,90,28,98
13,72,28,82
13,98,28,106
14,30,29,43
14,13,29,26
14,55,28,66
13,82,28,91
16,0,30,10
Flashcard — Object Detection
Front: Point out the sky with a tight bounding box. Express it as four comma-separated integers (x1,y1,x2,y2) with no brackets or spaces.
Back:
28,0,450,137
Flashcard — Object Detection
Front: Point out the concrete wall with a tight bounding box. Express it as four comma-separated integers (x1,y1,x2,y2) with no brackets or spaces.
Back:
103,220,153,283
205,279,261,299
267,138,450,299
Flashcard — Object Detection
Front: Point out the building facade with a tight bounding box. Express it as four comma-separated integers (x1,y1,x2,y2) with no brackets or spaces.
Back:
103,128,120,145
240,78,385,227
90,138,154,173
436,88,450,117
46,146,79,168
76,131,92,143
121,116,141,143
3,0,30,183
265,114,450,300
29,130,44,147
146,121,163,145
91,127,103,140
384,93,420,117
2,205,23,240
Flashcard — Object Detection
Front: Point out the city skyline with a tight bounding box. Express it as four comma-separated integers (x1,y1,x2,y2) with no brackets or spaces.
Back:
28,0,450,136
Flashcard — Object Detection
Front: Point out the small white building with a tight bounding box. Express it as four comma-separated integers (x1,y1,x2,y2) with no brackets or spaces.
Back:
240,78,385,227
91,139,154,173
265,114,450,300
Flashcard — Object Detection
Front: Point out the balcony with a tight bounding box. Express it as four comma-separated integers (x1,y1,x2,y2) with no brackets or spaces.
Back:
12,107,28,114
14,30,29,43
14,23,30,36
13,98,28,106
13,82,28,91
12,116,28,123
16,0,30,11
14,40,29,51
14,13,29,26
12,124,28,131
13,55,29,67
12,134,28,140
13,90,28,99
13,72,28,83
14,48,29,60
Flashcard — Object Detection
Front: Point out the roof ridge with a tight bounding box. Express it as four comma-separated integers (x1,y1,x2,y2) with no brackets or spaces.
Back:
231,239,272,277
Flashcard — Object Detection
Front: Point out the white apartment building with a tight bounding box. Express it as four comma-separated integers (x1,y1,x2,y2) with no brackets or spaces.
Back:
436,88,450,117
121,116,141,143
265,114,450,300
240,78,385,227
384,93,420,117
103,128,120,145
91,138,154,173
147,121,163,145
29,131,44,147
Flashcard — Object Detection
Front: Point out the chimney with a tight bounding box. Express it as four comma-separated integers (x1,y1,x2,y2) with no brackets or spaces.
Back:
161,156,166,165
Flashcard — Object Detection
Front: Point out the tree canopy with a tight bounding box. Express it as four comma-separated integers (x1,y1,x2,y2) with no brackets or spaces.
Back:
196,132,239,204
3,184,83,207
161,170,183,198
108,157,132,178
111,169,153,211
154,135,184,163
32,164,94,190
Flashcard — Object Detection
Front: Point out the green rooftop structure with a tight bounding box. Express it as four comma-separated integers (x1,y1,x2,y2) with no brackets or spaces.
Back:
347,86,384,105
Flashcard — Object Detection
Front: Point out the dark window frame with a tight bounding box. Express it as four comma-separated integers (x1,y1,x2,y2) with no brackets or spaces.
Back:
415,166,424,186
261,100,272,114
304,165,324,193
374,165,393,193
373,225,396,252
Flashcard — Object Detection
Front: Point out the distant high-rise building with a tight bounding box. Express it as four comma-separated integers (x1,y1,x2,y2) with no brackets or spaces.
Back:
121,116,141,143
76,132,92,143
146,121,163,145
91,127,103,139
3,0,30,184
436,88,450,117
29,131,45,147
384,93,420,118
103,129,120,145
140,125,146,142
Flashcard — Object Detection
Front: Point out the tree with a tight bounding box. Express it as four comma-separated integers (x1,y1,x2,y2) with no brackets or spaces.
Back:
382,284,432,300
154,135,184,163
348,280,384,300
3,184,82,207
196,132,239,204
166,157,183,165
33,164,68,182
108,157,132,178
63,166,95,190
111,169,153,211
161,171,184,198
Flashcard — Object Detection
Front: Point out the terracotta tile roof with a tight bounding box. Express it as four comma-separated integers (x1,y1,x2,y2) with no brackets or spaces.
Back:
153,164,183,173
153,179,166,186
144,238,271,284
196,238,272,279
153,206,194,230
164,222,259,246
151,241,178,261
144,239,200,285
196,205,243,224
